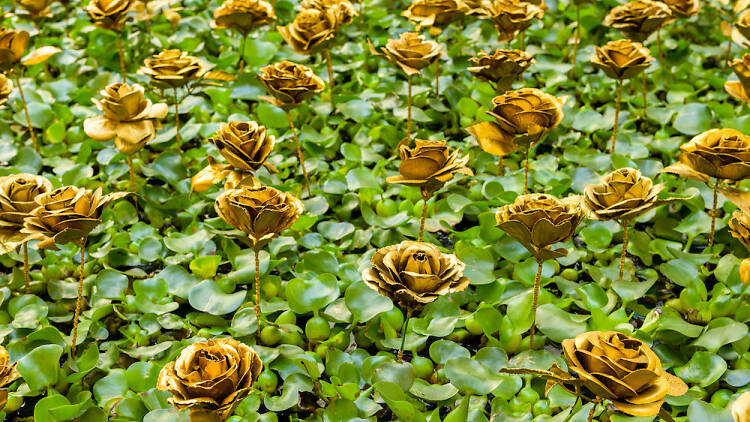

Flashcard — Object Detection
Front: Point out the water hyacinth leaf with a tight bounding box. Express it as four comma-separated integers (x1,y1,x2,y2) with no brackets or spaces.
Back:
188,280,246,315
344,281,393,322
286,273,340,314
18,344,63,391
444,357,503,395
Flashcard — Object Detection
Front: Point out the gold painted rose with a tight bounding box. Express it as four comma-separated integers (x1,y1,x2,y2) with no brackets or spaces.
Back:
661,128,750,182
386,139,472,197
726,54,750,105
591,38,653,80
402,0,468,33
258,60,325,109
0,173,52,254
211,0,276,35
604,0,671,42
86,0,133,31
0,346,18,410
467,48,534,93
372,32,442,76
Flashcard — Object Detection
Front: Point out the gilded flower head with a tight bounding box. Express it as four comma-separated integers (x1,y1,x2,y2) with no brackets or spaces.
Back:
258,60,325,109
604,0,671,42
386,139,472,197
467,48,534,93
376,32,443,76
138,49,208,88
0,173,52,254
86,0,134,31
591,38,653,80
211,0,276,35
402,0,468,34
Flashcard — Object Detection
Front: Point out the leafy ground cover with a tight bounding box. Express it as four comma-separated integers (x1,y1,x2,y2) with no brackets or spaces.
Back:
2,0,750,420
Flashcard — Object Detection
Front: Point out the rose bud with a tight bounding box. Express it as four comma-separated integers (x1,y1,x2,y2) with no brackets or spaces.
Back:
726,54,750,105
559,331,688,417
0,74,12,106
662,128,750,182
0,29,30,70
467,48,534,93
591,39,654,81
386,139,472,197
211,0,277,35
402,0,468,34
362,240,470,311
86,0,134,32
604,0,671,42
258,60,325,109
157,338,263,422
0,346,18,410
214,185,304,250
278,8,338,55
0,174,52,254
83,82,168,155
138,49,208,88
22,186,129,249
495,193,582,260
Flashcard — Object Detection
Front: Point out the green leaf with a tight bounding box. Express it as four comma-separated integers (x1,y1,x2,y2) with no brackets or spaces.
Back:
675,351,727,387
444,357,503,395
286,273,340,314
189,255,221,279
18,344,63,391
673,103,712,135
188,280,246,315
535,304,589,343
95,269,128,300
344,281,393,322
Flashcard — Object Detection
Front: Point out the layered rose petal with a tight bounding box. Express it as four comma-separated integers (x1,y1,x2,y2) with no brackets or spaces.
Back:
259,61,325,109
592,39,653,80
0,28,29,70
379,32,442,76
402,0,467,33
138,49,208,88
87,0,133,31
386,139,472,196
467,48,534,93
211,0,276,34
604,0,671,42
669,128,750,181
582,168,673,222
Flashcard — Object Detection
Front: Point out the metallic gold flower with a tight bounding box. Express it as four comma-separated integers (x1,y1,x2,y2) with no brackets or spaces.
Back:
480,0,545,42
496,193,582,260
138,49,208,88
214,186,304,250
22,186,129,250
730,210,750,251
737,9,750,42
467,88,563,156
15,0,54,21
191,121,275,193
726,54,750,105
362,240,470,311
386,139,472,197
278,7,338,55
742,259,750,285
0,28,30,70
86,0,133,31
661,0,700,18
157,338,263,422
591,39,653,80
662,128,750,182
604,0,671,42
734,392,750,421
560,331,688,417
0,174,52,254
374,31,442,76
83,83,168,155
467,48,534,93
0,74,12,107
301,0,357,27
0,346,18,410
211,0,276,35
582,168,683,222
402,0,468,34
258,60,325,109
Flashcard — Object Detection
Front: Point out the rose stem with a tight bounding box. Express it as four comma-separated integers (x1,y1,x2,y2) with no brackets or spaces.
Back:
657,28,667,74
726,15,734,66
519,30,525,50
128,154,136,193
611,79,622,155
173,87,181,148
418,196,429,242
71,237,87,356
523,145,530,194
398,308,412,362
529,258,543,350
116,37,127,82
497,156,503,176
572,4,580,67
286,111,310,196
434,60,439,97
619,223,628,281
14,74,38,151
325,49,335,109
708,180,718,250
238,33,248,73
586,403,596,422
358,0,363,30
254,248,262,339
641,71,647,119
406,74,413,143
23,242,30,293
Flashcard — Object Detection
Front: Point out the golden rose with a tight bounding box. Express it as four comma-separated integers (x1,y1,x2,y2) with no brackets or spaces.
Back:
402,0,468,33
22,186,129,250
604,0,671,42
301,0,358,27
0,174,52,254
278,8,337,55
157,338,262,422
737,9,750,42
582,168,681,222
496,193,582,260
467,48,534,93
376,31,442,76
86,0,133,31
734,392,750,422
561,331,688,417
214,186,304,250
83,82,168,155
667,128,750,182
138,49,208,88
726,54,750,105
386,139,472,197
258,60,325,109
0,346,18,410
0,74,12,106
730,211,750,251
591,38,653,80
191,121,275,193
211,0,276,35
661,0,699,18
0,28,30,70
362,240,470,311
15,0,54,20
481,0,545,42
741,258,750,285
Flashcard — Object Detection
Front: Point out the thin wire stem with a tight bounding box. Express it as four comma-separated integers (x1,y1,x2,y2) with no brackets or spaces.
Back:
587,402,596,422
419,199,428,242
523,145,530,193
406,75,413,143
14,74,38,151
619,224,628,280
572,4,580,67
398,309,412,362
254,248,261,339
642,71,647,119
520,30,525,50
325,49,335,109
238,33,248,73
657,28,667,74
497,156,503,176
128,154,136,193
434,60,439,96
71,237,87,356
286,111,310,196
611,80,622,155
529,259,543,350
708,180,718,249
23,242,30,293
173,87,181,148
116,37,127,82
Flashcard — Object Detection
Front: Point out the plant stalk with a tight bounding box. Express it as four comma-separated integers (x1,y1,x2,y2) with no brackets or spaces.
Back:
116,37,127,82
406,75,413,143
23,242,30,293
398,309,412,362
287,111,310,196
708,180,718,249
524,145,531,193
173,87,181,147
128,154,136,193
642,71,647,119
238,33,248,73
254,248,262,339
434,60,439,96
71,237,87,356
529,259,543,350
619,224,628,280
325,49,335,108
611,80,622,155
419,199,428,242
15,74,38,151
572,4,581,67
